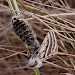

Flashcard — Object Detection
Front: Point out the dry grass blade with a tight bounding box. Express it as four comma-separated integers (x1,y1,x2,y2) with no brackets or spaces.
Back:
0,0,75,75
39,30,58,60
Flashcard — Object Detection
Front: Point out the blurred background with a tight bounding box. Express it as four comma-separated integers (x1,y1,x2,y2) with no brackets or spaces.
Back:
0,0,75,75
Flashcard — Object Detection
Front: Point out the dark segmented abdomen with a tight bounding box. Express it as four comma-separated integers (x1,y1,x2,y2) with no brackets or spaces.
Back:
13,19,38,50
